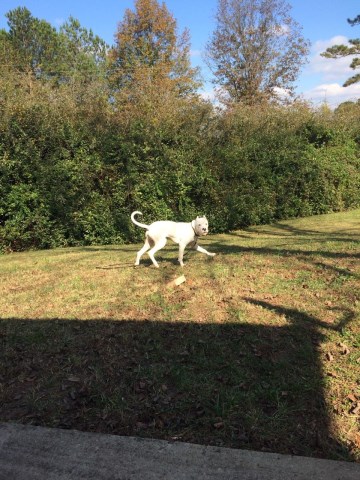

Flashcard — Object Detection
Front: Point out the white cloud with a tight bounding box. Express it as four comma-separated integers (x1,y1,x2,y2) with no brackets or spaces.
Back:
306,36,357,81
299,35,360,106
190,49,202,57
312,36,349,53
301,82,360,106
272,86,292,102
273,24,290,36
199,88,217,102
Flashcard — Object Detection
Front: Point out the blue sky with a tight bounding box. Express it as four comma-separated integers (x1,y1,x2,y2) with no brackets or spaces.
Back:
1,0,359,106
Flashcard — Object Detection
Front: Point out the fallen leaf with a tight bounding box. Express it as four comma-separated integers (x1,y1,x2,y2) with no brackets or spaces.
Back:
338,343,350,355
353,433,360,448
156,418,164,429
214,422,224,429
326,352,334,362
69,389,77,400
136,422,148,429
179,350,189,356
350,403,360,416
167,275,186,288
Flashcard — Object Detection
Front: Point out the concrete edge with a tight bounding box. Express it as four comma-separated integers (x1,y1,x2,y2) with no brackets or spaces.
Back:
1,422,359,480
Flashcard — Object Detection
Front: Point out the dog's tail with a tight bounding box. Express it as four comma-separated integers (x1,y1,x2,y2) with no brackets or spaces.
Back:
131,211,149,230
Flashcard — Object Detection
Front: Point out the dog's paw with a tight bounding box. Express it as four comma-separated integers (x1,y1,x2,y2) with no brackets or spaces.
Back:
209,252,216,257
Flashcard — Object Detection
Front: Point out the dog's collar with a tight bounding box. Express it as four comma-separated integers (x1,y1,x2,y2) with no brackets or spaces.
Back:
192,223,200,237
191,225,200,238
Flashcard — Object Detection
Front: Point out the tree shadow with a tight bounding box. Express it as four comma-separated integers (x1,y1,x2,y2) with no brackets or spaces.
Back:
241,297,356,333
210,242,360,260
207,242,360,306
243,222,360,243
311,260,359,280
0,311,357,461
208,240,360,282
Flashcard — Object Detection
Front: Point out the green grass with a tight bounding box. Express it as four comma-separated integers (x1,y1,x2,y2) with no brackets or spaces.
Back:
0,209,359,461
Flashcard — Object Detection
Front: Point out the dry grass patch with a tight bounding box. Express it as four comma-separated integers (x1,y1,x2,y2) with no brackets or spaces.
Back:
0,210,359,461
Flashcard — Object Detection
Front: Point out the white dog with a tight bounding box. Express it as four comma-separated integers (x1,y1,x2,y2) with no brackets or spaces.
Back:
131,211,216,268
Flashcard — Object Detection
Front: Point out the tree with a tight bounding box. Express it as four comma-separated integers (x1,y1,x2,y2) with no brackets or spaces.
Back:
321,15,360,87
205,0,310,105
108,0,201,99
4,7,58,74
1,7,107,87
59,17,107,68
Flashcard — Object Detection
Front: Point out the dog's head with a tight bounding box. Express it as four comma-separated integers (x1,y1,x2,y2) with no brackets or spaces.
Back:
192,216,209,236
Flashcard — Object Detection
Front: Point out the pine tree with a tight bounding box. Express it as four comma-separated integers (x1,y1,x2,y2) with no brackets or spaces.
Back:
321,15,360,87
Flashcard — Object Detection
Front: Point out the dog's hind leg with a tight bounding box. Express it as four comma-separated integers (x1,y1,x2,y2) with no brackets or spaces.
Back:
147,237,167,268
135,236,151,266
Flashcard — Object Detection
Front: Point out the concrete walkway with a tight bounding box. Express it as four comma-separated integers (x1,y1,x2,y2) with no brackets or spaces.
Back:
1,422,359,480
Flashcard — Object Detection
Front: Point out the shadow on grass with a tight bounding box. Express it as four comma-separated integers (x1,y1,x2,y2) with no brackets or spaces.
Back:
241,222,360,243
210,241,360,260
242,298,356,334
0,311,356,461
208,239,360,281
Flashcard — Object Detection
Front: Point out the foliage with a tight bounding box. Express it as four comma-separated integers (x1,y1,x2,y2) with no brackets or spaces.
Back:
3,7,106,85
3,7,59,78
0,6,359,253
108,0,201,99
321,14,360,87
205,0,310,105
198,103,360,228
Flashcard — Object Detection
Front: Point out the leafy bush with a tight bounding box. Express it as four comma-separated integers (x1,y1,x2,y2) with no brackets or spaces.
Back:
200,104,360,229
0,80,359,252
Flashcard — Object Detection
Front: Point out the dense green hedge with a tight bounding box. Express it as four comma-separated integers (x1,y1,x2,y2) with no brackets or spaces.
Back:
1,97,359,253
206,104,360,231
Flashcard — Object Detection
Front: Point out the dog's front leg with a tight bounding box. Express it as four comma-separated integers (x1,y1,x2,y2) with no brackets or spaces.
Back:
194,244,216,258
178,242,187,267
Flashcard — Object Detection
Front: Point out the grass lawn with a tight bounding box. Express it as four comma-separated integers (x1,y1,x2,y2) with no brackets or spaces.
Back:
0,209,359,461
